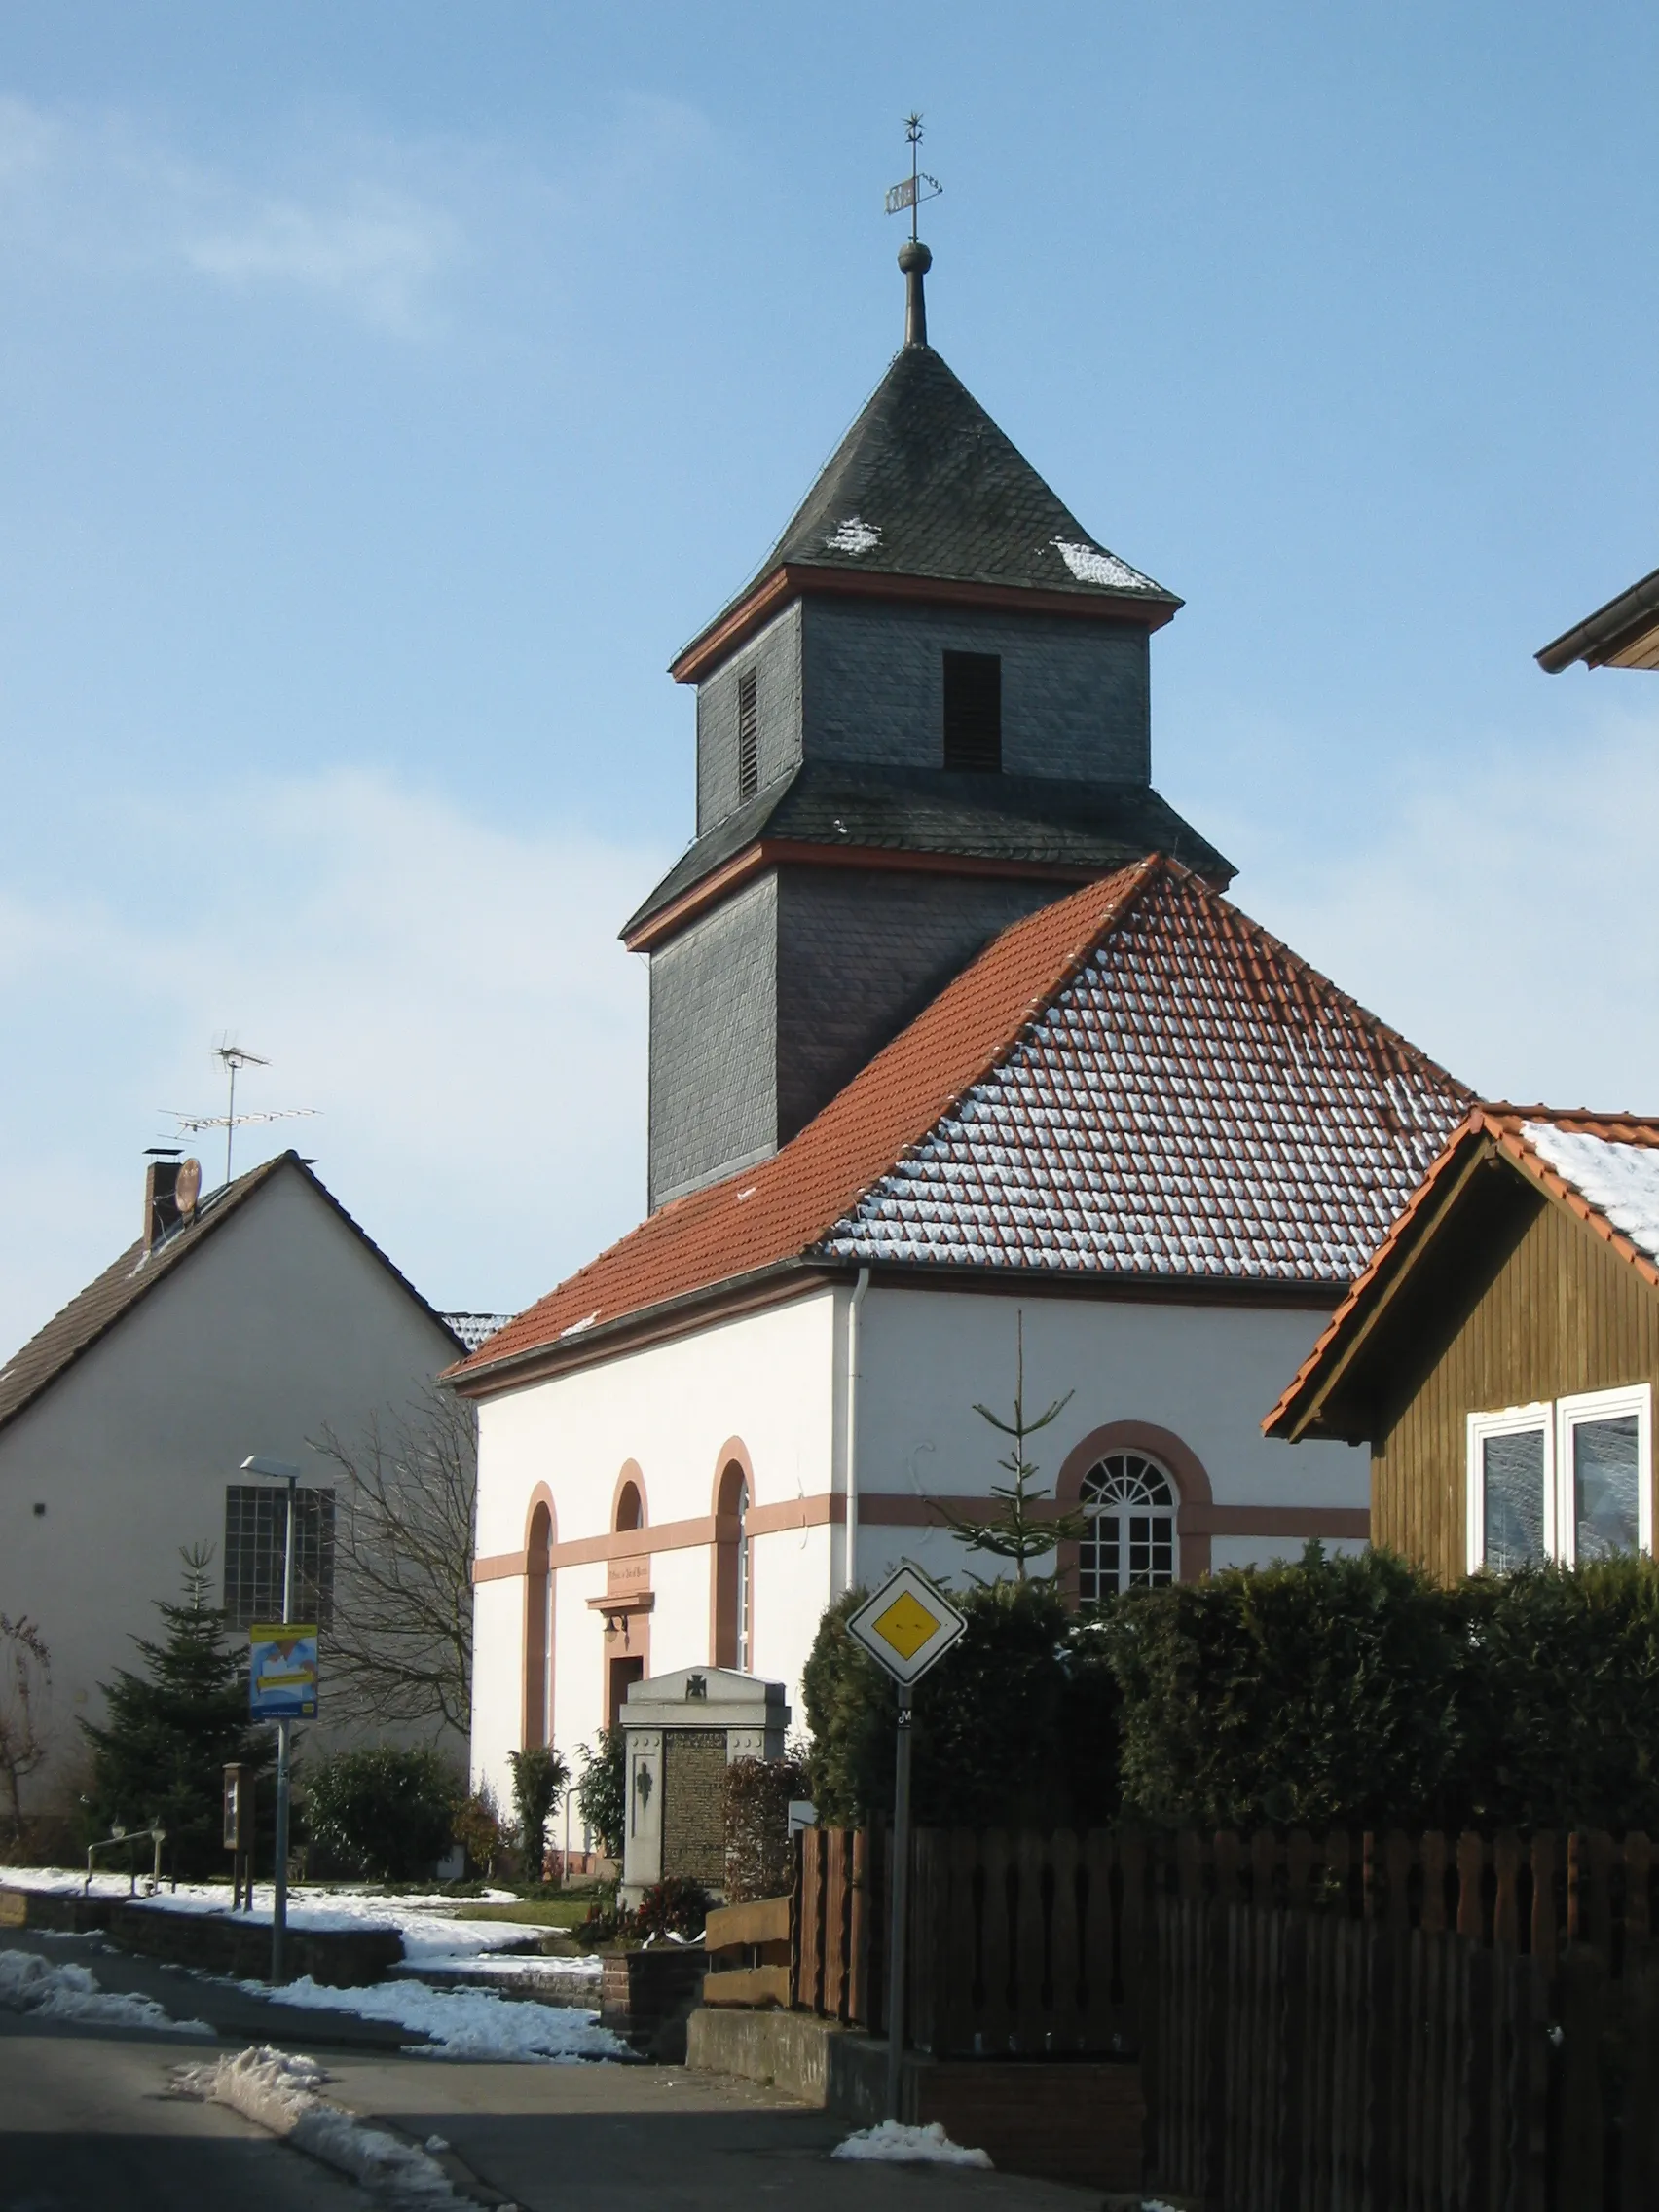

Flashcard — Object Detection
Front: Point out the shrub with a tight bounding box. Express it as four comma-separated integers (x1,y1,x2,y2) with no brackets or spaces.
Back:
803,1578,1121,1830
575,1729,625,1858
452,1782,507,1878
1104,1545,1465,1830
303,1746,461,1880
1457,1556,1659,1831
507,1745,570,1881
722,1753,809,1902
626,1874,710,1942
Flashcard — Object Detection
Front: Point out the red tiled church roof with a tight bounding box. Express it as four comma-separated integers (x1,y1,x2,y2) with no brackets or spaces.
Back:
458,858,1472,1384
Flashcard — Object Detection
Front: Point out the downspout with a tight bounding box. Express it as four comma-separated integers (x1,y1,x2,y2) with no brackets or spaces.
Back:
844,1267,871,1595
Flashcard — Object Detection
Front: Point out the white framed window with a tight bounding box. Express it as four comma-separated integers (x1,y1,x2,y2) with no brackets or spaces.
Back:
1079,1452,1178,1601
1467,1385,1651,1572
1466,1406,1552,1575
1556,1385,1652,1565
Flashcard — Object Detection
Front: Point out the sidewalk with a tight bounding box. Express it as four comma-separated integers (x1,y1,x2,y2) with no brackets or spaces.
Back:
318,2048,1107,2211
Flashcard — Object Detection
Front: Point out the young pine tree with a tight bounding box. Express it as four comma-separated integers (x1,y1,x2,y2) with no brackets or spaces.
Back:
82,1546,273,1878
936,1313,1088,1581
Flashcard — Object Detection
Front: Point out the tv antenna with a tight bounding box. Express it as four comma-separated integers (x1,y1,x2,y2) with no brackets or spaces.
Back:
884,113,942,241
163,1040,318,1187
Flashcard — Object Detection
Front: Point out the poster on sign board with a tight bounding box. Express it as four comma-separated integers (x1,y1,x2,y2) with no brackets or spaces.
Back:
248,1625,318,1719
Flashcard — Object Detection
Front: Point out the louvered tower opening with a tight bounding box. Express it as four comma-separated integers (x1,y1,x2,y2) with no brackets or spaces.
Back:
942,650,1002,773
736,668,759,801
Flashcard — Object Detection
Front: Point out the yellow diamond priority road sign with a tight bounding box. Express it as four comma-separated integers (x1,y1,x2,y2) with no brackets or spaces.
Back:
846,1565,966,1687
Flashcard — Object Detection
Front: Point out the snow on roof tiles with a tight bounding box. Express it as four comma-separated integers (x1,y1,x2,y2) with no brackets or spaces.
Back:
1522,1122,1659,1268
461,860,1472,1383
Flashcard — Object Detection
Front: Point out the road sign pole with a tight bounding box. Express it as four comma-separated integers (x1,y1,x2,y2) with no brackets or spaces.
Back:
272,1469,297,1986
886,1683,914,2122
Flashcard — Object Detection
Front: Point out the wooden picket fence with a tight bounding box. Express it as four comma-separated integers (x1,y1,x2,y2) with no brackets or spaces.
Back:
789,1824,1659,2207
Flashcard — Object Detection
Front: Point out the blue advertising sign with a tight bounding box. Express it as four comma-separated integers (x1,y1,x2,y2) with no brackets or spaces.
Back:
249,1625,318,1719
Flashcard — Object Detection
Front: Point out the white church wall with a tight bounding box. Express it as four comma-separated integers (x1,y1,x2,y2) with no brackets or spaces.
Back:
469,1275,1372,1788
851,1283,1366,1577
749,1519,836,1715
469,1287,840,1791
469,1575,522,1807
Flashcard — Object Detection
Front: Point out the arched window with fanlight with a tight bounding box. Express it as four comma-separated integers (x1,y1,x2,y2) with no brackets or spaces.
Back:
1078,1452,1178,1601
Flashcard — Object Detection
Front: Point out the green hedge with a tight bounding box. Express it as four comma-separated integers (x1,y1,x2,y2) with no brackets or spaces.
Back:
803,1549,1659,1836
803,1579,1121,1831
1105,1546,1464,1830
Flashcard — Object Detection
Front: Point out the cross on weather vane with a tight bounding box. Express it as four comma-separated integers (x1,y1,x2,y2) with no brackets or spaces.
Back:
884,112,941,241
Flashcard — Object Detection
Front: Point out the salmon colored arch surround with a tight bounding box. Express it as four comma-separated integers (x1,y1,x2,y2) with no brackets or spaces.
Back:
709,1437,755,1519
1054,1420,1215,1586
522,1488,556,1751
522,1483,557,1556
710,1438,756,1668
611,1460,646,1532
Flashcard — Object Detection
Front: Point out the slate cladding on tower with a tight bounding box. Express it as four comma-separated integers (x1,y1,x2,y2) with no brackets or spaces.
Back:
629,254,1232,1212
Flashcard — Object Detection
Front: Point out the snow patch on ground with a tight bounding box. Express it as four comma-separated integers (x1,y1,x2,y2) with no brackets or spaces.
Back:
174,2045,467,2206
831,2119,993,2167
1050,535,1155,590
0,1947,214,2035
0,1868,531,1965
240,1970,625,2061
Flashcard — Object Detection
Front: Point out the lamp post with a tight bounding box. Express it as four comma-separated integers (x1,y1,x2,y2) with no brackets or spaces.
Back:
241,1453,301,1983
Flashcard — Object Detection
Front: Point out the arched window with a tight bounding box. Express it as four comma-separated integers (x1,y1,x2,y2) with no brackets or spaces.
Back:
714,1460,752,1671
1079,1453,1178,1601
614,1480,642,1534
524,1501,552,1746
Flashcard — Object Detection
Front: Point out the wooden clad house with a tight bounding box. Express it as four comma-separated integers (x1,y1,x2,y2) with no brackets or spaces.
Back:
1267,1107,1659,1582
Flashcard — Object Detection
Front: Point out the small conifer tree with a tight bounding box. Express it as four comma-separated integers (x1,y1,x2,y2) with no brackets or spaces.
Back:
936,1313,1089,1580
82,1546,273,1878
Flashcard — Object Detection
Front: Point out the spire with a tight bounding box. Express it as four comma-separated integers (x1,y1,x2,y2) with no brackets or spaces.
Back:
885,113,941,350
899,239,932,349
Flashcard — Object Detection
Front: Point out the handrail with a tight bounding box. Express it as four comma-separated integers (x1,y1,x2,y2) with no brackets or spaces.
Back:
85,1825,165,1897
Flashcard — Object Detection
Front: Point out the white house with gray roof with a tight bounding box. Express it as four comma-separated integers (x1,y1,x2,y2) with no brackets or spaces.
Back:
0,1150,467,1820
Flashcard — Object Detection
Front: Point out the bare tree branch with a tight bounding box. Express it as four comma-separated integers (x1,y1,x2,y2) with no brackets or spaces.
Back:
0,1615,53,1848
309,1389,476,1738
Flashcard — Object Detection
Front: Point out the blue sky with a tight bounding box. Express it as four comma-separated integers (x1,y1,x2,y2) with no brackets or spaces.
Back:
1,2,1656,1347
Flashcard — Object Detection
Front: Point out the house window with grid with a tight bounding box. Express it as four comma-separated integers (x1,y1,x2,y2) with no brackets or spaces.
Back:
1078,1452,1178,1602
736,668,759,802
942,650,1002,773
222,1485,336,1628
1466,1384,1651,1573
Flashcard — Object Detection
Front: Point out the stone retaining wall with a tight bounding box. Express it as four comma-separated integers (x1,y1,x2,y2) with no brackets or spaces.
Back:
0,1885,401,1987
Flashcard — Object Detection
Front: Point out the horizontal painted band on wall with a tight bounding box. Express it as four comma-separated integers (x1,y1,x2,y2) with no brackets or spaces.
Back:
472,1495,1368,1582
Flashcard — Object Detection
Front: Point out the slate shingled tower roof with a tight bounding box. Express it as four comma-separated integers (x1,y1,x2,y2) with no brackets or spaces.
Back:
676,340,1179,677
457,859,1473,1390
632,244,1237,1208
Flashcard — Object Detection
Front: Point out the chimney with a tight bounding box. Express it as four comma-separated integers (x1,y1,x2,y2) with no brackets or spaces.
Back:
143,1154,201,1250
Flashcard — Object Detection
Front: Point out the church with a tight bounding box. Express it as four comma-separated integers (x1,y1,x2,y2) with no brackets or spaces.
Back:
458,242,1470,1801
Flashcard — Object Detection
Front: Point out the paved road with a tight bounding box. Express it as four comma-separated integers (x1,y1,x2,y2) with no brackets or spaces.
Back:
0,2011,368,2212
0,1931,1104,2212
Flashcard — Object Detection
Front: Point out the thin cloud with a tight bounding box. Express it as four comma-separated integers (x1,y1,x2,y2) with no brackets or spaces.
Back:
0,768,668,1353
0,89,718,337
1237,707,1659,1113
183,185,462,335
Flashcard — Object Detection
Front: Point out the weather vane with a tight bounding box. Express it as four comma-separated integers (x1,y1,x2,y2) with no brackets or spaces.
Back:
884,113,941,242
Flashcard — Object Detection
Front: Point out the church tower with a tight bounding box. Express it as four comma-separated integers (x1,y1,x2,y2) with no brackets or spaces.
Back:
627,242,1231,1210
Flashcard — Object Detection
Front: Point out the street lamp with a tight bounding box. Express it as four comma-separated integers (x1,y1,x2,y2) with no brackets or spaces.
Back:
241,1453,301,1983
